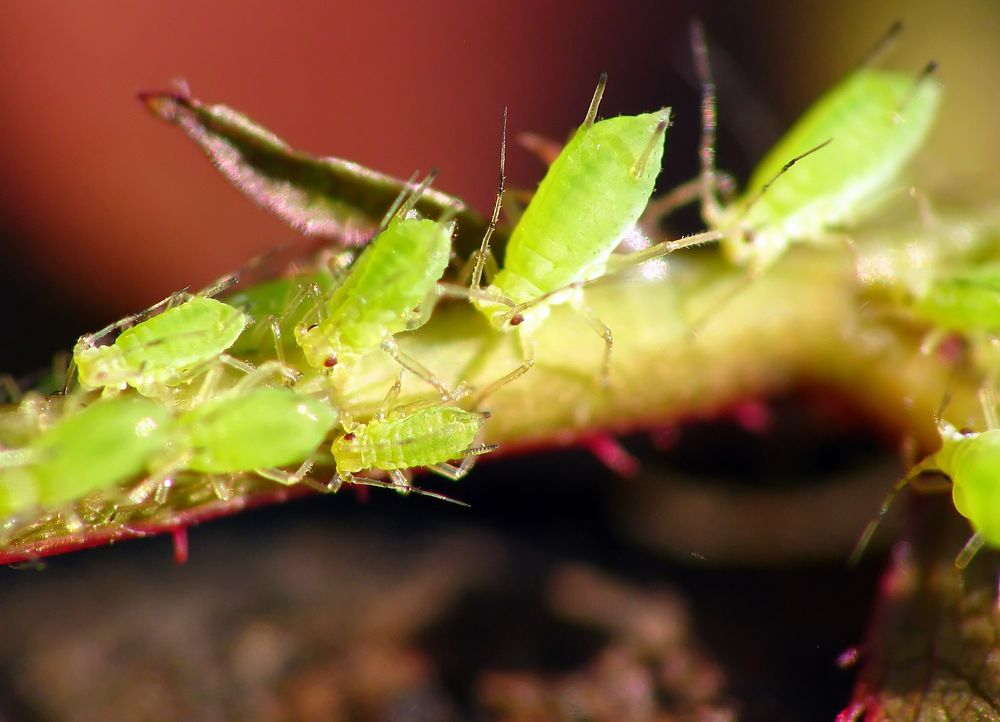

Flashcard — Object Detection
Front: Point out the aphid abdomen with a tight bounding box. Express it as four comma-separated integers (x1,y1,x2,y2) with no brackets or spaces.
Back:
936,429,1000,547
297,217,452,367
491,112,668,309
334,407,486,474
743,70,941,237
0,397,171,514
912,265,1000,333
114,297,248,388
181,388,337,473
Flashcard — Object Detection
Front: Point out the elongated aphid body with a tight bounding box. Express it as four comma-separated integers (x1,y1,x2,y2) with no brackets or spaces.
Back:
683,24,942,275
74,296,249,396
294,214,454,392
175,387,337,474
332,406,494,489
0,397,171,516
475,103,671,335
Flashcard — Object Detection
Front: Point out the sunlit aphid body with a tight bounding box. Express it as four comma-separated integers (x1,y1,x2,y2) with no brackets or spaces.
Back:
688,23,942,274
0,397,170,516
331,406,494,490
294,214,454,394
74,296,249,397
473,77,671,338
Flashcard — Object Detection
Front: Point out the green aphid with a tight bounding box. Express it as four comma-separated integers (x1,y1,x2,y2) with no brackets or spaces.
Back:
331,406,494,491
169,386,338,483
294,213,454,394
0,397,171,517
855,388,1000,569
473,75,673,339
74,295,249,397
680,23,942,274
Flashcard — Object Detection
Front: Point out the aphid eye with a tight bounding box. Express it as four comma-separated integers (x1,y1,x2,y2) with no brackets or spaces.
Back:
324,355,338,368
306,323,318,331
508,314,525,327
342,432,356,442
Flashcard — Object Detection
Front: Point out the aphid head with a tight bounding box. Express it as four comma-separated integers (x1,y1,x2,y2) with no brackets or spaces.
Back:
73,344,130,391
331,431,363,476
294,322,342,373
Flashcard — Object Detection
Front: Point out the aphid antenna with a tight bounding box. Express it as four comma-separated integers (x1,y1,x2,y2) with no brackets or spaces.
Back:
396,168,440,219
856,20,904,70
377,170,423,230
582,72,608,129
470,106,509,291
736,138,834,221
895,60,939,117
954,532,986,570
463,443,499,457
199,273,240,299
690,19,723,225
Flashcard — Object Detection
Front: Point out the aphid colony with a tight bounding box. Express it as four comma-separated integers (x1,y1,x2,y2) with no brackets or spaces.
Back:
5,23,982,565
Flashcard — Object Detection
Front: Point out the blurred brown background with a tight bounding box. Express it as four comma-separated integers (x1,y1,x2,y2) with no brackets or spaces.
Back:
0,0,998,373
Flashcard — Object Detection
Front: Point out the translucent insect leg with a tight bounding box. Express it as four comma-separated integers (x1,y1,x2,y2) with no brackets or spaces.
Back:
427,443,499,481
469,335,535,408
78,288,191,348
517,131,563,167
469,108,508,292
579,305,613,386
638,172,736,236
849,458,940,565
210,476,235,501
381,337,453,399
955,532,986,570
255,459,316,487
376,373,404,421
332,472,470,506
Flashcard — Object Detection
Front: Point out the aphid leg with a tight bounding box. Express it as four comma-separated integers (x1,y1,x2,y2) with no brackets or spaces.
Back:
955,532,986,570
427,443,499,481
255,459,316,488
638,172,736,237
579,305,614,386
517,131,563,167
376,374,404,421
380,337,454,399
849,460,941,564
979,385,999,430
334,472,470,506
469,337,536,408
210,476,235,501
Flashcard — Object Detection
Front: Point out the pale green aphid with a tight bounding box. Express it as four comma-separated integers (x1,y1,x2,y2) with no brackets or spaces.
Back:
855,387,1000,569
331,405,494,493
0,397,171,517
294,212,455,395
473,76,670,337
469,76,717,389
908,262,1000,334
677,23,942,274
74,294,250,397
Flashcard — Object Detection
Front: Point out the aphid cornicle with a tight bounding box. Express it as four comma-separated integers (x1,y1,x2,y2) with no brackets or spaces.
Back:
331,405,494,492
294,211,455,395
0,397,171,516
672,22,943,275
73,294,250,397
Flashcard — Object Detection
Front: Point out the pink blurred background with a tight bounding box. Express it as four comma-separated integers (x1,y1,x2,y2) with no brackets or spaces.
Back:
1,0,997,374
